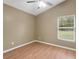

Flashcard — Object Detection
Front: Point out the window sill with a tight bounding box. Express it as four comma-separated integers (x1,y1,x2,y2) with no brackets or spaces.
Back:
58,38,75,43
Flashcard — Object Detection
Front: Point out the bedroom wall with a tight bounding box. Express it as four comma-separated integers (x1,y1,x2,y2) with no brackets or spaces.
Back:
36,0,76,49
3,4,35,51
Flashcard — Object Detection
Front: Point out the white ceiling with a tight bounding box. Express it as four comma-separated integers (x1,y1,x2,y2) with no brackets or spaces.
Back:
4,0,66,16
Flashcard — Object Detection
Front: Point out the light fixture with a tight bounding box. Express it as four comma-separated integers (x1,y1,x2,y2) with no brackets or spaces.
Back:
38,1,47,8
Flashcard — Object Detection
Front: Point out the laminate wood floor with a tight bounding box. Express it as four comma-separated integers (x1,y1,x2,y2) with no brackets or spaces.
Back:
4,42,76,59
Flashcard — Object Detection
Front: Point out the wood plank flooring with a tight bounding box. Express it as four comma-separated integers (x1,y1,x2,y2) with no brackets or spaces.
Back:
4,42,76,59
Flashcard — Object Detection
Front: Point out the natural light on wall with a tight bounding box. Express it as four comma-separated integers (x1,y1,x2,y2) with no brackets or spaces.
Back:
38,1,47,8
57,15,75,42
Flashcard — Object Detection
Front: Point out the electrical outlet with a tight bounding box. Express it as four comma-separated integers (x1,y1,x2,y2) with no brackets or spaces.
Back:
11,42,14,45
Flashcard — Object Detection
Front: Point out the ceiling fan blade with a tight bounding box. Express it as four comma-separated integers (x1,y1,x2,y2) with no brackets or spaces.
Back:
26,1,36,3
44,1,53,6
37,6,40,9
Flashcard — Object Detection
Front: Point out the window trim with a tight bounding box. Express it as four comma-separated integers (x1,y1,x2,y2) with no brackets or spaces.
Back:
57,15,76,42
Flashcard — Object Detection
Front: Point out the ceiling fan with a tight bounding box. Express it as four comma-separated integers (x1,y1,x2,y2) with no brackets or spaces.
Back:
26,0,53,9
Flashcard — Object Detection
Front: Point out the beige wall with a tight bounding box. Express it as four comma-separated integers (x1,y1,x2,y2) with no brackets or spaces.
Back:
36,0,76,49
3,4,35,50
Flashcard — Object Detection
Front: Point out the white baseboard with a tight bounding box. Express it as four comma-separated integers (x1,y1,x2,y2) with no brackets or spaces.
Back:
3,40,76,53
35,40,76,51
3,40,36,53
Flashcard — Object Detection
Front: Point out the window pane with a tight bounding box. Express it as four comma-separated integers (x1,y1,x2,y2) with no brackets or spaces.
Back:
59,30,74,40
59,16,74,27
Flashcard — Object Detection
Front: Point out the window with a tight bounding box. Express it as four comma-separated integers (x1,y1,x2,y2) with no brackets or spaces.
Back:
57,15,75,42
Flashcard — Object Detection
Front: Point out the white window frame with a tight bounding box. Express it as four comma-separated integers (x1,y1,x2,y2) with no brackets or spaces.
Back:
57,15,75,42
